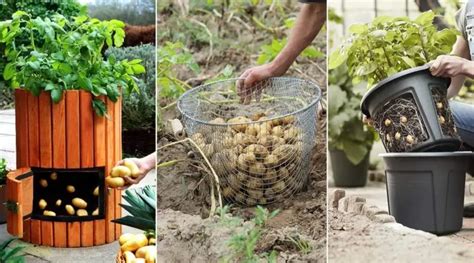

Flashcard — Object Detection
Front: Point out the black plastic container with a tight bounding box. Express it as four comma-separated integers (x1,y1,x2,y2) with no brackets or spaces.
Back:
330,149,369,187
361,65,461,152
380,151,472,235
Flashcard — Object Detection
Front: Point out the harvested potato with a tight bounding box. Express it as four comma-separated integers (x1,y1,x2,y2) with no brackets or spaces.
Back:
228,174,243,188
406,135,414,144
384,119,392,127
278,167,290,179
39,199,47,210
244,144,268,159
66,185,75,193
136,245,156,259
123,251,136,263
72,198,87,209
92,208,99,216
121,234,148,252
264,169,278,184
283,127,299,142
202,144,214,157
264,154,278,168
234,192,246,204
55,199,62,206
111,165,132,178
400,116,408,123
93,186,99,196
148,238,156,245
65,205,75,215
436,102,443,109
272,126,284,138
123,159,140,178
222,187,235,198
43,210,56,217
249,162,266,175
258,123,271,137
40,179,48,188
395,132,401,140
228,116,251,132
190,133,205,147
273,145,295,164
210,117,226,124
281,115,295,125
119,233,136,246
77,209,88,216
274,181,286,192
439,116,445,124
245,123,260,136
222,136,235,149
242,152,256,164
50,172,58,180
237,154,249,172
251,112,266,121
248,189,264,199
106,177,125,188
247,178,263,189
264,188,276,198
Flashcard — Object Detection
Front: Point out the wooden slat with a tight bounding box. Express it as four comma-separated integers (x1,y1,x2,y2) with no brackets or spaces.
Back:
114,98,122,238
15,90,29,168
93,96,107,168
66,91,80,168
27,92,40,167
6,168,30,237
22,219,31,242
67,222,81,247
52,95,67,168
53,222,67,247
93,220,106,245
39,92,53,168
21,176,33,216
30,219,41,245
41,221,54,246
115,189,122,238
81,221,94,247
80,91,94,168
105,99,116,242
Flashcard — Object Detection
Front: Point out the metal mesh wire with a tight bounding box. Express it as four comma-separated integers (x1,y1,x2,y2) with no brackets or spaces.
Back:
177,77,321,206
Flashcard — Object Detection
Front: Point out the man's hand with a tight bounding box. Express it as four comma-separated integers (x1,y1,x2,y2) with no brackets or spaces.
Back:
237,63,283,104
430,55,470,78
115,153,156,189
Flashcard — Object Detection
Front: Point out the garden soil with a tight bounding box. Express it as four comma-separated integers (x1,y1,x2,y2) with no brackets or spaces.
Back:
328,210,474,262
157,110,327,261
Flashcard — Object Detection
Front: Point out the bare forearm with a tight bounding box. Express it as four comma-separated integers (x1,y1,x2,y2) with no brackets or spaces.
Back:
140,151,156,172
448,36,470,98
270,3,326,75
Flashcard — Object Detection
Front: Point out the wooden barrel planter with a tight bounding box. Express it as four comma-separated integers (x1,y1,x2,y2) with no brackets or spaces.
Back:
6,89,122,247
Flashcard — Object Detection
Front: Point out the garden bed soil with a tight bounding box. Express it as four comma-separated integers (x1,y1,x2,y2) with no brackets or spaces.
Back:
156,110,327,261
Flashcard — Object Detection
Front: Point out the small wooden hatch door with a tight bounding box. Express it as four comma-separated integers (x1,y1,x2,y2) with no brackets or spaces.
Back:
6,168,33,238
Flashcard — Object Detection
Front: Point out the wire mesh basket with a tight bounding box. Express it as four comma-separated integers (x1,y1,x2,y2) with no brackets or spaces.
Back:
177,77,321,206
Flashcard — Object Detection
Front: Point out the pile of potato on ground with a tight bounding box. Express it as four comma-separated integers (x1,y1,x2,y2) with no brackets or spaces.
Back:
190,113,305,206
38,172,100,217
119,233,156,263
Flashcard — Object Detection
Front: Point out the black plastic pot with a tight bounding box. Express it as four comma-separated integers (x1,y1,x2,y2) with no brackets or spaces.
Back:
330,149,369,187
361,65,461,152
380,151,472,235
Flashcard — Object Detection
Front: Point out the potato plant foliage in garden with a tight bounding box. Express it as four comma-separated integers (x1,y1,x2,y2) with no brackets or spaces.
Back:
329,11,458,87
0,11,145,116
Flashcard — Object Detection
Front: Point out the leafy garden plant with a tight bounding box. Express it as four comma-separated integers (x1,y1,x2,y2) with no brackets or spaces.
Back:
0,11,145,116
0,238,25,263
328,66,376,165
329,11,458,87
0,158,7,185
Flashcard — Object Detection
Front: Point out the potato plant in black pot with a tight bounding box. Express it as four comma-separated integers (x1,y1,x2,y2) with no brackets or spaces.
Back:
329,66,376,187
329,11,461,153
0,159,8,224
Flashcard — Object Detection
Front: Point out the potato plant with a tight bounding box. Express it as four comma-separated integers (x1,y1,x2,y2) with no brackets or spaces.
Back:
190,113,304,206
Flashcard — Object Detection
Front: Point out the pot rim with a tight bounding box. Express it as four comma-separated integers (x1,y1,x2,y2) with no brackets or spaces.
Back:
360,64,450,116
379,151,473,158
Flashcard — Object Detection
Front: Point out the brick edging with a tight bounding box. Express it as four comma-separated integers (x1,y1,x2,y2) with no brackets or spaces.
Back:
329,189,395,224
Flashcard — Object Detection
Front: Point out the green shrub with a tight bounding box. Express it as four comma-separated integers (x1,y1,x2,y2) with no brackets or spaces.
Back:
0,0,86,21
106,44,156,130
0,158,7,185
